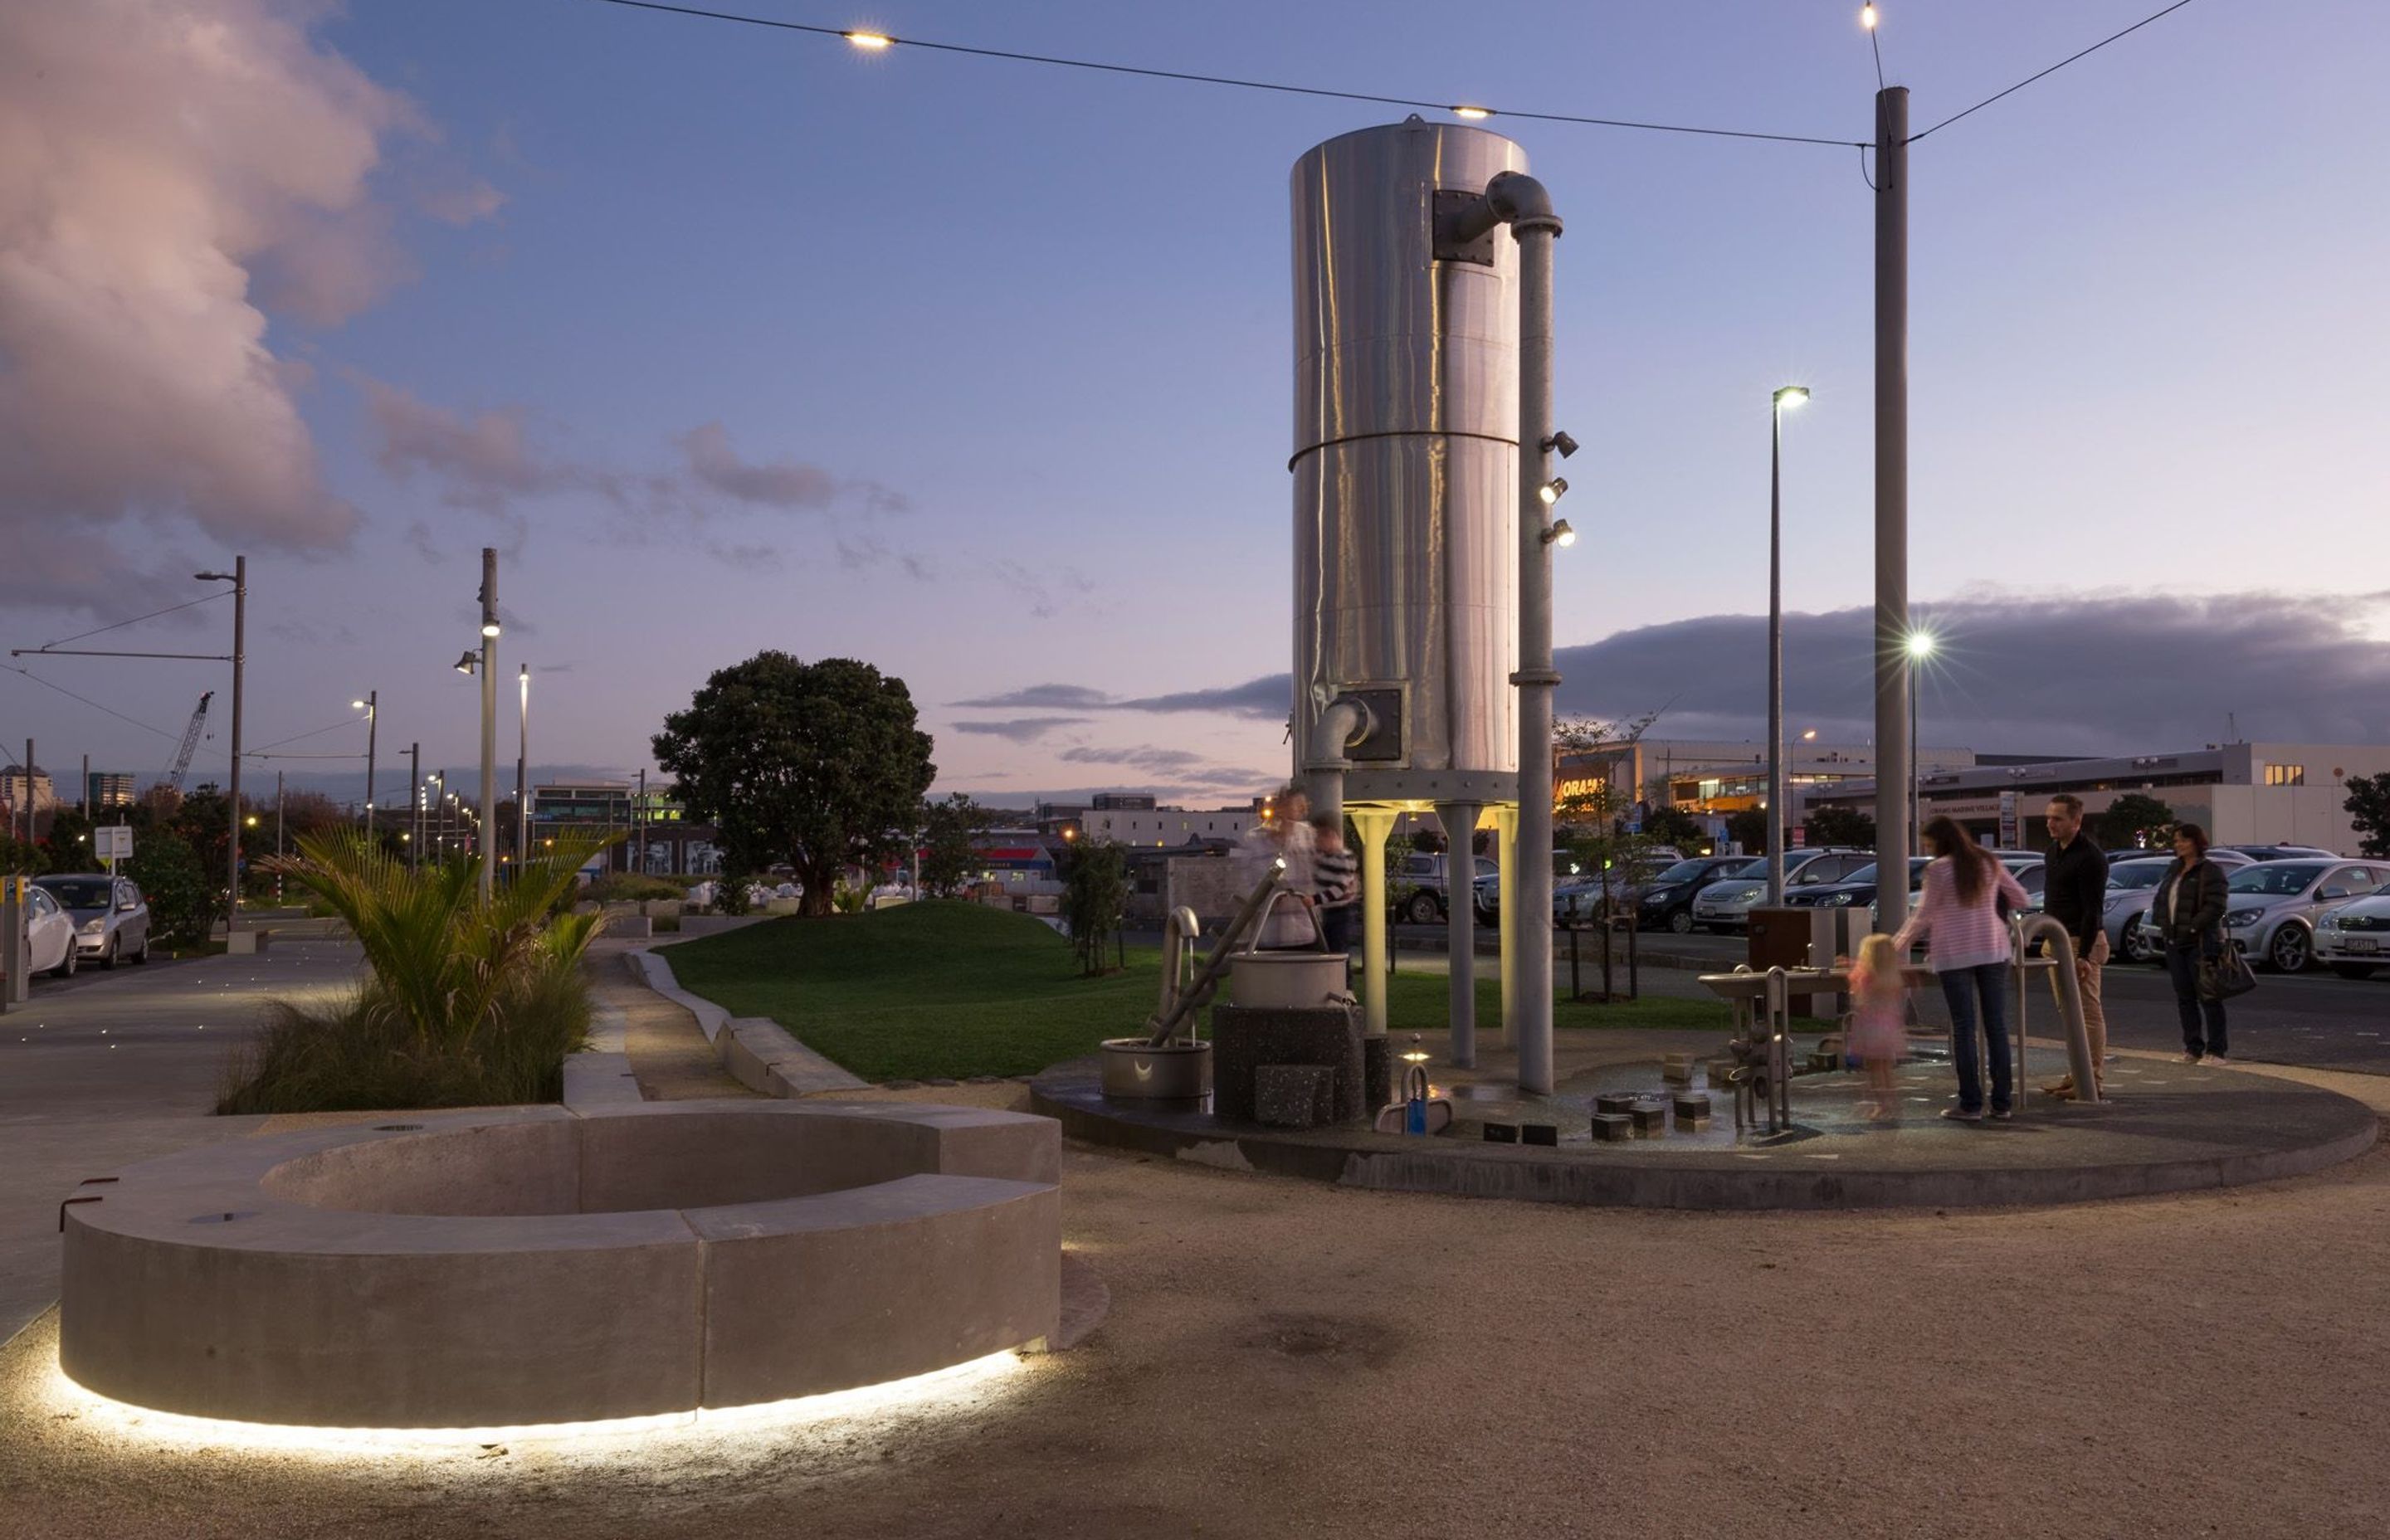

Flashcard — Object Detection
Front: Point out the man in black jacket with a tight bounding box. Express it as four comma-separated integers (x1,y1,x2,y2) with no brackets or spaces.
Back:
2041,794,2110,1097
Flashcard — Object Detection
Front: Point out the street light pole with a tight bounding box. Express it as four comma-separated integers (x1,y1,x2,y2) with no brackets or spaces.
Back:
193,558,246,938
1873,84,1913,930
477,548,498,900
408,742,421,870
356,690,378,839
1906,630,1935,843
1767,386,1807,904
517,665,529,869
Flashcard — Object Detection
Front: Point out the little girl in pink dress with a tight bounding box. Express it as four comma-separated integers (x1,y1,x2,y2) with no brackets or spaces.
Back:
1846,933,1908,1119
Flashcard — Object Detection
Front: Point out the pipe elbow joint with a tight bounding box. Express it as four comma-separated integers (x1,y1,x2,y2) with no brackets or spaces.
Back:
1486,172,1562,237
1305,695,1376,772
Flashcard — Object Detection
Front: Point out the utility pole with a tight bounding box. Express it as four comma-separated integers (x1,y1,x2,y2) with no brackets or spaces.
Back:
408,742,421,870
275,770,285,905
1873,85,1912,930
636,768,647,878
80,753,89,820
20,739,31,848
361,690,378,839
477,548,498,900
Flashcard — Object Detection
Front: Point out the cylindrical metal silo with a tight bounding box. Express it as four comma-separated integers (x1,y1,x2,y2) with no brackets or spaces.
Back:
1290,119,1526,806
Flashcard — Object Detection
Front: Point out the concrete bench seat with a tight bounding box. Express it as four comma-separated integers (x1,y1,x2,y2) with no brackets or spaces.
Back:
60,1100,1061,1430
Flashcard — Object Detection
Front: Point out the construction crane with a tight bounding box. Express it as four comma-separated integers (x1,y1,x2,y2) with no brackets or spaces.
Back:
162,691,213,793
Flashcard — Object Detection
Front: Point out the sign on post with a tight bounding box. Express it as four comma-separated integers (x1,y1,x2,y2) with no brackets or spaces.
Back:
95,825,134,871
1997,791,2020,850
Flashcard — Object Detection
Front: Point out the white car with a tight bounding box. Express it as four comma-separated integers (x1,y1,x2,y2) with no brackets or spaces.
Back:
2102,850,2255,964
16,883,80,980
2137,858,2390,974
1690,849,1872,931
35,874,151,967
2313,878,2390,980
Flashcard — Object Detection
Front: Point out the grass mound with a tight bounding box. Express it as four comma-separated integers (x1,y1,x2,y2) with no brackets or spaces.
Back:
661,900,1734,1082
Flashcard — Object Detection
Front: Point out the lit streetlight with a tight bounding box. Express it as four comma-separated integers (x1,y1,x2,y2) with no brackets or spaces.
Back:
350,692,378,837
1766,385,1808,903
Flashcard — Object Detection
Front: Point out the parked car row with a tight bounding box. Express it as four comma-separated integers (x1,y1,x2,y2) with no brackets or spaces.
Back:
8,875,152,987
2127,858,2390,976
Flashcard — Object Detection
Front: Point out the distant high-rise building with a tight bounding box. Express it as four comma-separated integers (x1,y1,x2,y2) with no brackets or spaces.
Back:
86,772,137,810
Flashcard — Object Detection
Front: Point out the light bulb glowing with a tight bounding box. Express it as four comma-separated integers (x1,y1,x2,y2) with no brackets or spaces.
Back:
1543,519,1576,548
480,621,501,638
1905,630,1937,662
844,30,893,50
1861,3,1879,30
1539,476,1568,505
1774,385,1809,410
1451,105,1492,120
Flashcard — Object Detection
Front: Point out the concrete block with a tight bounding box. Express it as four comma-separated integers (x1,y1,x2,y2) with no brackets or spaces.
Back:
1482,1122,1518,1143
1589,1113,1634,1143
1254,1065,1336,1129
226,928,271,954
1673,1093,1713,1128
1627,1100,1668,1136
1594,1092,1644,1118
1519,1123,1559,1147
1211,1002,1363,1126
1705,1057,1741,1085
1661,1053,1696,1083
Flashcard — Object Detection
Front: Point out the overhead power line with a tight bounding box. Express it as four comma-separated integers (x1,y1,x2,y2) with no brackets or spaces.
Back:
1,665,182,743
32,592,227,653
1909,0,2201,144
579,0,1866,148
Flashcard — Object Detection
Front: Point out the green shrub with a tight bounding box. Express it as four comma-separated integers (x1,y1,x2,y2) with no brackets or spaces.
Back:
585,872,685,904
126,828,212,943
222,830,612,1113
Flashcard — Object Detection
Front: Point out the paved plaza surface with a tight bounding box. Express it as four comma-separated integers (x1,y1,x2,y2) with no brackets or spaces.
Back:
3,943,2388,1538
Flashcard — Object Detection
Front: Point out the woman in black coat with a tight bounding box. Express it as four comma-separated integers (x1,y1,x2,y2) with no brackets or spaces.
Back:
2150,821,2231,1063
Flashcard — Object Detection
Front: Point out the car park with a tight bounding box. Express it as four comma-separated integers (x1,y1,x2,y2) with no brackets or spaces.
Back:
1392,851,1499,926
2221,843,2339,863
32,874,150,967
2134,858,2390,974
2100,856,2175,963
14,883,80,981
1689,849,1871,931
2313,878,2390,979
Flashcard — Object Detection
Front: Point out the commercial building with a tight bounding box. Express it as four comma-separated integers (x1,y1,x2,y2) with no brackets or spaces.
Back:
85,772,137,811
1807,743,2390,855
529,782,714,874
1553,737,1983,820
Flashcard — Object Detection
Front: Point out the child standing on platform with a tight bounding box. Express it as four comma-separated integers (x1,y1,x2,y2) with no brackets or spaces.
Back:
1846,932,1908,1120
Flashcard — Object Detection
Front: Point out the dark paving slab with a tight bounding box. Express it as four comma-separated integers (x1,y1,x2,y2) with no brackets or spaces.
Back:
1034,1045,2377,1211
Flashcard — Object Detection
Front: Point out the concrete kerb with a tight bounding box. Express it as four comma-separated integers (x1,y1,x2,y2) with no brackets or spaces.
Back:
58,1099,1064,1428
627,949,866,1096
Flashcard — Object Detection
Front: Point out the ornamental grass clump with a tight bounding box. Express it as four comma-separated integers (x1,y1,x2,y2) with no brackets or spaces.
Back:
217,831,613,1114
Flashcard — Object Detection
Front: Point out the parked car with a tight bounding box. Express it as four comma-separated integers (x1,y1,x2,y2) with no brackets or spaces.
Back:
2134,858,2390,974
1690,849,1872,931
15,883,80,980
2100,856,2176,963
1611,855,1763,933
32,874,150,967
2221,844,2339,863
2313,878,2390,979
1477,850,1593,924
1391,851,1499,926
1782,856,1935,924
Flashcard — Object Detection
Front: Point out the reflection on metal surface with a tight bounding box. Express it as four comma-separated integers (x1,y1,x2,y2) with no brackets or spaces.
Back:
1290,120,1527,802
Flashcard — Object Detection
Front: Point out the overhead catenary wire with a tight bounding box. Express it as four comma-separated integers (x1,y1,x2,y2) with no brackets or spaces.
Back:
32,592,227,653
1,665,182,743
1908,0,2200,143
578,0,1866,148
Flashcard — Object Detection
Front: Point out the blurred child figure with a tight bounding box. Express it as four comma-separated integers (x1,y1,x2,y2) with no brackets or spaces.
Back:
1846,932,1908,1120
1310,815,1359,966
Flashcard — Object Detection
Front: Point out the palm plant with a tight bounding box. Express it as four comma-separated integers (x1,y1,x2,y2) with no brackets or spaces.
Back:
264,830,612,1051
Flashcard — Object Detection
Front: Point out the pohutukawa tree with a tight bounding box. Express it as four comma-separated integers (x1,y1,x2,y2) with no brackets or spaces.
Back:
653,653,934,919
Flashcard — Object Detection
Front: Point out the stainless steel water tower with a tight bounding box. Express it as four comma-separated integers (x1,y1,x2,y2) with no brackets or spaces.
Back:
1290,118,1563,1089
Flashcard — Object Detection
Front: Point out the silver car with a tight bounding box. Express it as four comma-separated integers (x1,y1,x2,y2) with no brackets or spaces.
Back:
1690,849,1871,931
32,874,151,967
2138,859,2390,974
2313,878,2390,980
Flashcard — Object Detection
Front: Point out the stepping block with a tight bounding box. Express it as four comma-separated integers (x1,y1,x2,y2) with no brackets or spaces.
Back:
1519,1123,1559,1147
1661,1053,1696,1083
1627,1100,1668,1136
1482,1122,1519,1143
1594,1092,1644,1118
1805,1050,1843,1075
1254,1065,1337,1129
1705,1057,1741,1085
1589,1114,1634,1143
1673,1093,1713,1128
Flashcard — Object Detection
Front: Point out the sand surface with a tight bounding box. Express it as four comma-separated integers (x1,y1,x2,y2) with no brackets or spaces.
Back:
7,1052,2388,1539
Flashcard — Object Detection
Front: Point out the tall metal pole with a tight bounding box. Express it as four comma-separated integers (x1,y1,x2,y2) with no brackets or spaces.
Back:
517,665,529,868
275,769,285,905
80,753,89,820
1873,86,1912,930
1767,400,1786,904
636,768,647,877
1910,685,1921,845
20,739,31,847
227,555,246,937
478,548,498,900
408,743,421,870
1514,197,1563,1098
363,690,378,839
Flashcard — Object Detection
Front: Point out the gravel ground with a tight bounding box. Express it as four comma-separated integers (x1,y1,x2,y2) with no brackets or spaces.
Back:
7,1060,2385,1539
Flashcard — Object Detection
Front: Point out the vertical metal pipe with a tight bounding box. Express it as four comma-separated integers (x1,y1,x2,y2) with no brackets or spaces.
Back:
1873,87,1912,931
1436,800,1482,1067
478,548,497,901
1514,216,1561,1097
1494,805,1518,1046
227,555,245,938
1353,807,1394,1037
1767,403,1785,904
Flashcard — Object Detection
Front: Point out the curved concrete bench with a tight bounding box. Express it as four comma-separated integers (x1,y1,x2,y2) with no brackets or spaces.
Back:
60,1100,1061,1429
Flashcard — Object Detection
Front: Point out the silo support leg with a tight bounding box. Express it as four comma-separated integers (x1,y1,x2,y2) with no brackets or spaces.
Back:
1352,807,1395,1040
1436,799,1483,1067
1492,805,1519,1049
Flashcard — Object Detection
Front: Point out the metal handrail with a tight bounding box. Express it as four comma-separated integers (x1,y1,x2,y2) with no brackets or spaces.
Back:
2010,913,2102,1105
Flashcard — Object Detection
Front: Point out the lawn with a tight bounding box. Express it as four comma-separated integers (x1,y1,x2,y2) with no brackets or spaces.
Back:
659,901,1732,1081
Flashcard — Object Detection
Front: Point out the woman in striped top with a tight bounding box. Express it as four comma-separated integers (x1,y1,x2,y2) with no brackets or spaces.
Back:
1892,816,2030,1123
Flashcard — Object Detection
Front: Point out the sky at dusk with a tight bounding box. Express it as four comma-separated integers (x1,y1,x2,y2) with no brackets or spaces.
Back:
3,0,2387,811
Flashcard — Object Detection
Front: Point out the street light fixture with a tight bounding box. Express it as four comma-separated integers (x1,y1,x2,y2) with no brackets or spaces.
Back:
1766,384,1808,904
1538,476,1568,505
1541,519,1576,548
350,692,378,836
